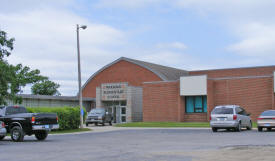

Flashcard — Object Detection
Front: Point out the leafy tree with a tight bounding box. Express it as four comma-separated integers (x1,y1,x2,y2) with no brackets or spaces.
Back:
31,80,61,96
0,30,54,105
0,30,14,59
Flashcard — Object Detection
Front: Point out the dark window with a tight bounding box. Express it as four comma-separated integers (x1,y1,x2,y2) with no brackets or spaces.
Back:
5,106,27,115
121,116,126,122
121,107,126,115
261,110,275,116
185,96,207,113
120,101,126,106
212,107,233,114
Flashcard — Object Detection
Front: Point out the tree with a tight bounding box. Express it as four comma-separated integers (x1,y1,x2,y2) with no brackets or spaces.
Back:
31,80,61,96
0,30,56,105
0,30,14,60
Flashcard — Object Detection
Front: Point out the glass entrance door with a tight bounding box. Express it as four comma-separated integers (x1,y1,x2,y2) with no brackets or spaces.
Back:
103,101,127,123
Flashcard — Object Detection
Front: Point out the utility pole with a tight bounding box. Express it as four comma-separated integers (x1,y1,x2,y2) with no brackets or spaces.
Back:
76,24,87,128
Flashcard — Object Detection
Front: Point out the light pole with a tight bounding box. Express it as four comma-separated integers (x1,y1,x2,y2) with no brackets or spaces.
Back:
76,24,87,128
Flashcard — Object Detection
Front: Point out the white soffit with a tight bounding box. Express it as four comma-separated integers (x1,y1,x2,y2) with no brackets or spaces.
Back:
180,75,207,96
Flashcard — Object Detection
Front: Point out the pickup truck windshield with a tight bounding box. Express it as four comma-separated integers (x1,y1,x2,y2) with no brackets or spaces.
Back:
90,109,105,114
5,106,27,115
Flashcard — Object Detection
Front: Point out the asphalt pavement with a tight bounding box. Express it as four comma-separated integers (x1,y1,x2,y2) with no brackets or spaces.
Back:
1,128,275,161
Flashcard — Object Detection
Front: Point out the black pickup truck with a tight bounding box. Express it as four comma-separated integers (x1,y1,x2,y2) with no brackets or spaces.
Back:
0,106,59,142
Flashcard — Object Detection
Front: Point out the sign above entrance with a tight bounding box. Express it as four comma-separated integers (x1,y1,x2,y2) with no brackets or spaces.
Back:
101,83,128,101
180,75,207,96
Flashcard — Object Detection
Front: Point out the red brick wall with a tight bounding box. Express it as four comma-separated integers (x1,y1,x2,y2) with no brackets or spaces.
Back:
184,113,207,122
211,77,274,121
82,60,162,98
190,66,275,78
143,81,181,122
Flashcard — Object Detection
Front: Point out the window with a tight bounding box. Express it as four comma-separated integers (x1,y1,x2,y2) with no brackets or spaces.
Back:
185,96,207,113
212,107,233,114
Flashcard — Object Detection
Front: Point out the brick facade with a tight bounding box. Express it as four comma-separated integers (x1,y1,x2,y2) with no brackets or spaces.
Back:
209,77,274,121
82,57,275,122
143,81,182,122
82,60,162,98
142,69,275,122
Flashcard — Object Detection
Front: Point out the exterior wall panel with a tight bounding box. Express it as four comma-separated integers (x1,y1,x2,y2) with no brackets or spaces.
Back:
143,81,179,122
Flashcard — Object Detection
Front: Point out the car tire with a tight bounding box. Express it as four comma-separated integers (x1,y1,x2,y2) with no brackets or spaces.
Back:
247,121,252,130
258,127,263,132
11,126,24,142
267,128,272,131
35,131,48,141
235,123,241,132
109,121,112,126
102,121,105,126
0,136,5,140
212,127,217,132
86,123,89,127
95,123,98,126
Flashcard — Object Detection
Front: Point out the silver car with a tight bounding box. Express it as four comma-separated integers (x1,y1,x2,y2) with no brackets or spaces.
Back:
257,110,275,132
210,105,252,132
0,121,6,140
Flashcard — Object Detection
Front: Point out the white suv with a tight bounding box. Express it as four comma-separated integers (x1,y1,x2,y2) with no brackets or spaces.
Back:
210,105,252,132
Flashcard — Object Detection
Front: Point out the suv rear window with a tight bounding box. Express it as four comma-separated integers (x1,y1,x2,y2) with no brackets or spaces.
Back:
5,106,27,115
212,107,233,114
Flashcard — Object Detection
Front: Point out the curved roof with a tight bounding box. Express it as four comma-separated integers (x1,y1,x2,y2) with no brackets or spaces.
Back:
82,57,189,89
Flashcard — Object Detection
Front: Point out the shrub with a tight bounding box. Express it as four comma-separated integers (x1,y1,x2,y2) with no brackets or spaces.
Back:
26,106,86,130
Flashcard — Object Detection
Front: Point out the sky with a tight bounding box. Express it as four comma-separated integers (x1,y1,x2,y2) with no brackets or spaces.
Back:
1,0,275,96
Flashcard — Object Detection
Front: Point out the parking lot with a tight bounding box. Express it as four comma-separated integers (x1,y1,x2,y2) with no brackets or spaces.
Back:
1,128,275,161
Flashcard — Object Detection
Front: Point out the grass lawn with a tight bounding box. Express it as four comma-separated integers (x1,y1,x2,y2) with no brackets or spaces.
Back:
116,122,210,128
116,122,258,128
49,128,91,134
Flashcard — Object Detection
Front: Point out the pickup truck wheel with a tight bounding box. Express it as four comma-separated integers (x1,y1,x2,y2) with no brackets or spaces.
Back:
0,136,5,140
35,131,48,141
11,126,24,142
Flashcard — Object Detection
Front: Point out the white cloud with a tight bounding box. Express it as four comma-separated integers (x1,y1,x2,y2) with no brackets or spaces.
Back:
228,23,275,57
0,6,126,96
156,42,187,51
96,0,275,58
95,0,163,9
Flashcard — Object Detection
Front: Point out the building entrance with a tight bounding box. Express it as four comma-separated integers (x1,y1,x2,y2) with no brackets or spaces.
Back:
103,101,127,123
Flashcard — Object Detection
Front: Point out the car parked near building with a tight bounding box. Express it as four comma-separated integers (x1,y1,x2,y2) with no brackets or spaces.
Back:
257,110,275,132
0,106,59,142
210,105,252,132
0,121,6,140
86,108,113,126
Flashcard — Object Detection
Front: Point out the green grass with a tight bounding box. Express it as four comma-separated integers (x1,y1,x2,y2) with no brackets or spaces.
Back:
115,122,211,128
49,128,91,134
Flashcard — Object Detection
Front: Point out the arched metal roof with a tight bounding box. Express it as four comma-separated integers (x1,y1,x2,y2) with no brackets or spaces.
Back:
82,57,189,90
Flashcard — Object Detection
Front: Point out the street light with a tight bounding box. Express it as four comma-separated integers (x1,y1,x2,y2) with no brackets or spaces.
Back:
76,24,87,128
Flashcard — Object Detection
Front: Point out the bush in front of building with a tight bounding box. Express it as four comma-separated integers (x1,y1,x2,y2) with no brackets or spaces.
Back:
26,106,86,130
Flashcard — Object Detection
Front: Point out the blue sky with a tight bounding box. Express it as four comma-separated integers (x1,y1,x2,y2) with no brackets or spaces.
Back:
1,0,275,95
